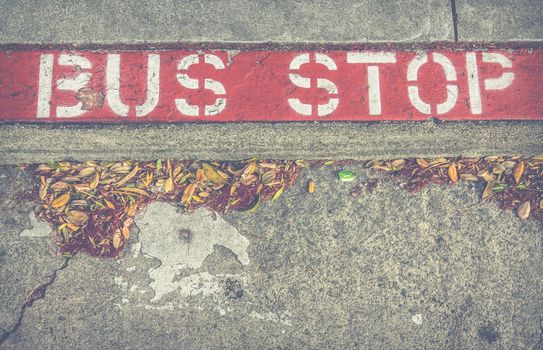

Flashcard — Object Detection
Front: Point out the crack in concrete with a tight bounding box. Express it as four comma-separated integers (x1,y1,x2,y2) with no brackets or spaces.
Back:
0,257,71,346
449,0,459,42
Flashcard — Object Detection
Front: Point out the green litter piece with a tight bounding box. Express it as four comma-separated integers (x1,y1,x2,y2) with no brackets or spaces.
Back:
338,171,355,182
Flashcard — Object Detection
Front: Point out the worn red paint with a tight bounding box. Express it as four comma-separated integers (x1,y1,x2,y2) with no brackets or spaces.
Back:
0,49,541,122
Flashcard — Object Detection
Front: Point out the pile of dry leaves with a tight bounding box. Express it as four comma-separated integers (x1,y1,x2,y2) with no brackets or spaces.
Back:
29,156,542,259
366,156,543,221
32,160,302,257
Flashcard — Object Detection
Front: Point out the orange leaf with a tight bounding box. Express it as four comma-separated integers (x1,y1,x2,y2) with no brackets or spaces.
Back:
182,183,197,204
122,225,130,240
513,161,525,184
448,163,458,183
112,230,122,249
308,179,315,193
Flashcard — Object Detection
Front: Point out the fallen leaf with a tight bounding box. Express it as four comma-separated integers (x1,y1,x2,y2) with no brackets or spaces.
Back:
104,199,116,210
122,225,130,240
416,158,429,168
116,165,139,187
66,210,89,225
391,159,405,169
182,183,197,204
164,177,174,192
112,230,122,249
242,162,256,178
79,167,95,177
517,201,530,220
261,171,276,185
117,187,149,196
513,161,525,184
242,195,260,213
39,177,48,200
460,173,478,181
272,186,284,201
126,203,138,217
52,193,71,208
448,163,458,183
202,163,226,185
482,181,494,200
89,173,100,190
308,179,315,193
51,182,70,191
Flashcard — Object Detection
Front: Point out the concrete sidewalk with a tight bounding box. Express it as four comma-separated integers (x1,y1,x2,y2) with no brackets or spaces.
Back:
1,164,542,349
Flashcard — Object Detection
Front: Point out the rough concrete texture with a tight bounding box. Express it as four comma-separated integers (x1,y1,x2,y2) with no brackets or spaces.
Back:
0,0,453,44
1,164,542,349
1,121,543,164
456,0,543,42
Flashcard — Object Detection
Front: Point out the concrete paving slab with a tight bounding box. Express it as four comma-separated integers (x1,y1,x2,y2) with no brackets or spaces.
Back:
0,164,542,349
456,0,543,42
0,0,454,44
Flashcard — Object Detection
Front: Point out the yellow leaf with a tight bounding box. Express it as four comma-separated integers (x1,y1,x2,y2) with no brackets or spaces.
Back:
202,163,227,185
416,158,429,168
51,193,71,208
89,173,100,190
391,159,405,168
230,183,238,196
104,199,116,210
477,170,494,182
192,195,203,203
513,161,525,184
116,187,149,196
448,163,458,183
73,183,90,192
198,191,209,198
272,186,284,201
78,167,95,177
308,179,315,193
173,165,183,178
66,210,89,225
116,165,139,187
243,162,256,178
51,181,70,191
126,203,138,217
323,160,335,166
66,222,79,232
164,177,174,192
460,173,478,181
482,181,494,200
517,201,531,220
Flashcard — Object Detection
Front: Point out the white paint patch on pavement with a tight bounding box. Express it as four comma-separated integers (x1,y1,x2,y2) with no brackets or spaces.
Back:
135,203,250,302
20,212,51,238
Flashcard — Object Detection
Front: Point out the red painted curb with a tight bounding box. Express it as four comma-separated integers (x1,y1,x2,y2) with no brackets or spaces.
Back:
1,49,541,122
